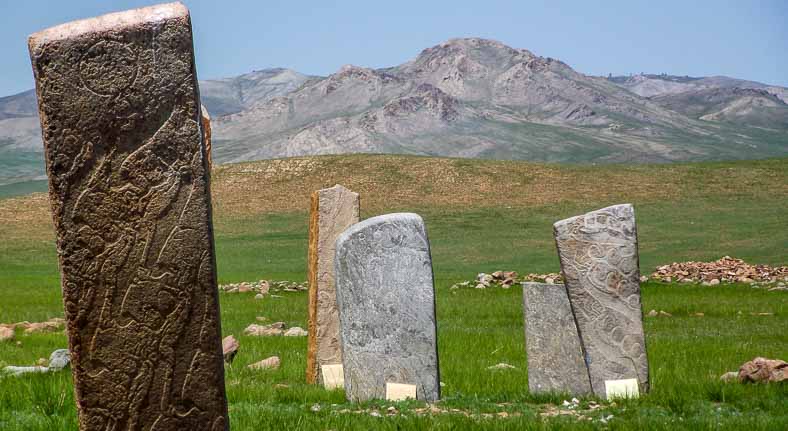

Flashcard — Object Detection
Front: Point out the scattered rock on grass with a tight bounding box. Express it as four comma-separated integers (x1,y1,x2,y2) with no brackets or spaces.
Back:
47,349,70,371
244,322,285,337
720,371,739,382
222,335,239,364
283,327,307,337
3,348,70,376
248,356,280,370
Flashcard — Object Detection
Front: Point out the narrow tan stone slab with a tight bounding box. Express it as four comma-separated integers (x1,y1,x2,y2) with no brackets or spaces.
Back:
306,185,359,384
201,105,212,172
385,383,417,401
28,3,228,429
554,204,649,399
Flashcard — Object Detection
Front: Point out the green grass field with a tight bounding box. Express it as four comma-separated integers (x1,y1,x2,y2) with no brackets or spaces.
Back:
0,155,786,429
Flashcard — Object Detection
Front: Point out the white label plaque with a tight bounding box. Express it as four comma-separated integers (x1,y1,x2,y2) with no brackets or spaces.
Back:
385,382,417,401
321,364,344,390
604,378,640,399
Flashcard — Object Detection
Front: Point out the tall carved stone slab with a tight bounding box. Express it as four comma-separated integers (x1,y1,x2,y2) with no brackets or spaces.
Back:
306,184,360,384
522,282,592,395
28,4,229,429
553,204,649,398
335,213,440,402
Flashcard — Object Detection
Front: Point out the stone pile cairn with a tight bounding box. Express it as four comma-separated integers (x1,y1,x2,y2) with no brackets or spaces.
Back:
451,271,564,289
0,317,66,335
650,256,788,284
219,280,307,293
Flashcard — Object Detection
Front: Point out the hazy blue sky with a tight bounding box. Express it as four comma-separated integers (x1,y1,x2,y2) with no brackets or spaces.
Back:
1,0,786,96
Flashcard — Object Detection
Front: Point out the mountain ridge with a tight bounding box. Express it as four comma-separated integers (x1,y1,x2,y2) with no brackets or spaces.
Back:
1,37,786,186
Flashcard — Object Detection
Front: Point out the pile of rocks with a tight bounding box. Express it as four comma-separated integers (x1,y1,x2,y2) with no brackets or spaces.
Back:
650,256,788,285
0,317,66,339
720,357,787,384
218,279,307,294
450,271,564,289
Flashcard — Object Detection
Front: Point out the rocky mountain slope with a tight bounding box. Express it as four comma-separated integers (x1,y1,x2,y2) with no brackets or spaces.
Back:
1,38,787,186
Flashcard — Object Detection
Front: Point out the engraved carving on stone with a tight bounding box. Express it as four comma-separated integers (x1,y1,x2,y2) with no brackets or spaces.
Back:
522,282,592,395
553,204,649,398
334,213,440,402
28,3,228,429
306,185,360,384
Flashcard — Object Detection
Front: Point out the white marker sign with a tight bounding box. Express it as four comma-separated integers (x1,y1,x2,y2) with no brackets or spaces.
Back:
605,378,640,399
321,364,344,390
385,382,417,401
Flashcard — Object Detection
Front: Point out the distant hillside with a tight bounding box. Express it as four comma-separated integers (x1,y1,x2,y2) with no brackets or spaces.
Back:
1,38,787,186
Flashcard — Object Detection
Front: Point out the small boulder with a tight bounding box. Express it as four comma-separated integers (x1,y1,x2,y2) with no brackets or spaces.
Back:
646,309,658,317
0,326,14,342
244,322,285,337
254,293,265,300
258,280,271,295
248,356,280,370
47,349,70,371
738,357,787,383
222,335,240,364
283,327,307,337
720,371,739,382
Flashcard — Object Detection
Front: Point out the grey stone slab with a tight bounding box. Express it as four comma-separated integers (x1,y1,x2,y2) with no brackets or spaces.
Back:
554,204,649,398
28,3,228,429
522,282,592,395
306,185,360,385
335,213,440,402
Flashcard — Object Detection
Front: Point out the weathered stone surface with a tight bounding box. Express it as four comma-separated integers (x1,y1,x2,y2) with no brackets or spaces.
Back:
28,3,228,429
554,204,649,398
306,185,360,384
522,282,592,395
335,213,440,402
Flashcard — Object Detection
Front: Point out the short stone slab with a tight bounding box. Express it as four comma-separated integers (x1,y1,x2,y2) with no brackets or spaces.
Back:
306,185,360,385
335,213,440,402
522,282,592,395
554,204,649,398
28,3,228,429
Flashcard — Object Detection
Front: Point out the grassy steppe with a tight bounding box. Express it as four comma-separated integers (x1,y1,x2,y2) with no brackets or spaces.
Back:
0,155,786,429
